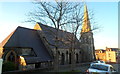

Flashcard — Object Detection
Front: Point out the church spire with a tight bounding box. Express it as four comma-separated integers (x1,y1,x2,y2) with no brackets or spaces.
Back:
81,4,91,33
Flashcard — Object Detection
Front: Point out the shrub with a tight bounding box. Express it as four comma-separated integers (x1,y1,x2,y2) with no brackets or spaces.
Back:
2,61,16,72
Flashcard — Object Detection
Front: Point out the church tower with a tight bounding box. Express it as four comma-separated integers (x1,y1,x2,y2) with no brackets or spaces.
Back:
80,4,95,62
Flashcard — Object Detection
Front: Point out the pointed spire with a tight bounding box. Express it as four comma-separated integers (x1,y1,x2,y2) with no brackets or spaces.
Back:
81,4,91,33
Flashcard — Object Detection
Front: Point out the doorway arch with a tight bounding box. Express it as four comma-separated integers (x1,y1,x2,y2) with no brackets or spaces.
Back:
5,50,17,63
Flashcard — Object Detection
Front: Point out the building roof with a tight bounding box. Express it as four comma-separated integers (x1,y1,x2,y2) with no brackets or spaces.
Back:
106,48,119,52
95,48,119,53
37,22,80,49
24,57,51,64
110,48,119,52
95,49,106,53
2,26,53,63
1,22,81,63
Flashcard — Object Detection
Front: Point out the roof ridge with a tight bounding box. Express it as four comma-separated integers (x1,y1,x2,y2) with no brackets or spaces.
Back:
17,26,36,31
37,22,73,34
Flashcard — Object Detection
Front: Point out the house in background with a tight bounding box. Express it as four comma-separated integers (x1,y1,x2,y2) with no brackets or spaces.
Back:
95,49,106,62
106,48,120,63
106,48,116,63
95,47,119,63
106,48,119,57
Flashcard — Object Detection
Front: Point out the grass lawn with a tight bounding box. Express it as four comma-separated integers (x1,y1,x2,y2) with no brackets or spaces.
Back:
58,70,81,74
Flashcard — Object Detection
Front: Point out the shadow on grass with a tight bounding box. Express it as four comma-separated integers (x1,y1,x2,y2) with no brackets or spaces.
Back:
58,70,82,74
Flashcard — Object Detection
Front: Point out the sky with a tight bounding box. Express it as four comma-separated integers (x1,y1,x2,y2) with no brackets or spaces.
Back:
0,1,118,49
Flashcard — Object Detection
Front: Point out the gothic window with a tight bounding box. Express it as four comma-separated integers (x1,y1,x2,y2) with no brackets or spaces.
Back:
69,53,71,64
58,51,60,55
66,51,68,54
76,53,79,63
66,51,69,64
79,51,81,54
61,53,65,65
8,52,15,62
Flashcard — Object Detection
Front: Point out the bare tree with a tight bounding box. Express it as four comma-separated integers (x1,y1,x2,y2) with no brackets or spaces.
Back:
60,3,100,69
26,0,99,71
26,0,85,71
60,4,84,70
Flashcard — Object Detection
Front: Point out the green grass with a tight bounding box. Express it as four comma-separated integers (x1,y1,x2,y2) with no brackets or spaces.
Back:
58,70,81,74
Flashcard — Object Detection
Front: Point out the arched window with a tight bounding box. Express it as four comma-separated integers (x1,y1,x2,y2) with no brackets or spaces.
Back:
66,51,69,64
69,53,71,64
66,51,68,54
5,50,17,64
58,51,60,55
76,53,79,63
8,52,15,62
79,51,81,63
79,51,81,54
61,53,65,65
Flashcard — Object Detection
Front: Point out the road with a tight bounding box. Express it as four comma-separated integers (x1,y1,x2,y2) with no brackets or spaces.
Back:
110,64,120,73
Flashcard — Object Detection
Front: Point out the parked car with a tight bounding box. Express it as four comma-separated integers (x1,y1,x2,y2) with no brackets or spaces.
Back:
90,60,105,66
86,63,116,74
92,60,105,64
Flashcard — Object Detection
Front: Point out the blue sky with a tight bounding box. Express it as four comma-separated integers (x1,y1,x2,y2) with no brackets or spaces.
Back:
0,2,118,49
87,2,118,49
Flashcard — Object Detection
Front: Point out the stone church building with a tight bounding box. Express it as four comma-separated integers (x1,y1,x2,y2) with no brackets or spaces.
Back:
0,4,95,70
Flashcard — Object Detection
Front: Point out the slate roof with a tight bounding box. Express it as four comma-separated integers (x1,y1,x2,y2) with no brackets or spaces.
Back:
3,26,53,63
38,22,80,49
1,23,81,64
24,57,51,64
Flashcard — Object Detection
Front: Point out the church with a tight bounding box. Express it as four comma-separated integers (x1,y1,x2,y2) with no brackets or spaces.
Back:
0,4,95,71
